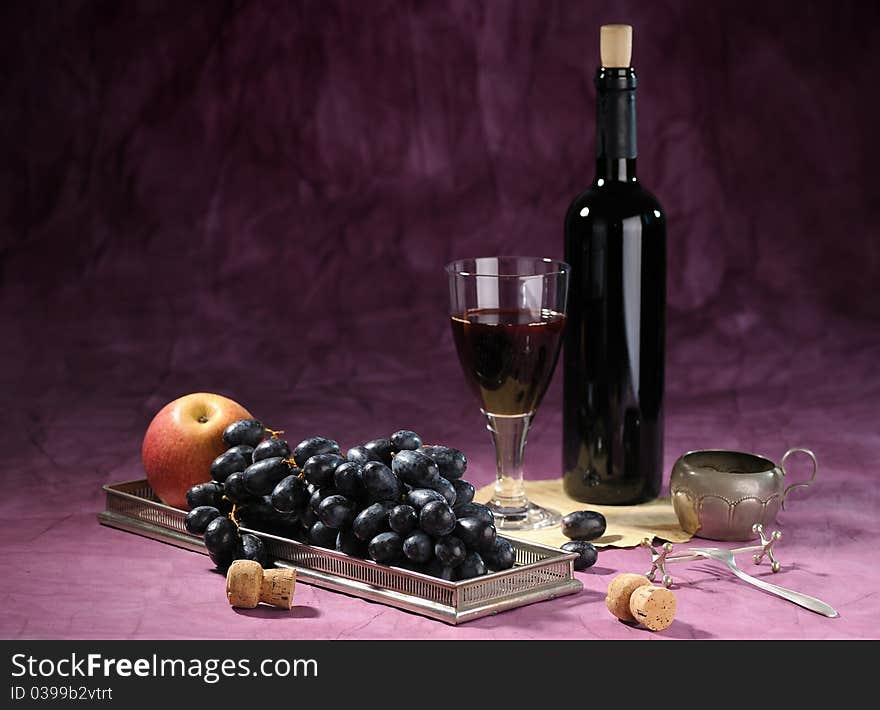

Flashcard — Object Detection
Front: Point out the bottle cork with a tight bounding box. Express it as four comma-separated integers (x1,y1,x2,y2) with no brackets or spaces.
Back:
260,568,296,609
226,560,296,610
605,573,651,622
629,585,676,631
600,24,633,68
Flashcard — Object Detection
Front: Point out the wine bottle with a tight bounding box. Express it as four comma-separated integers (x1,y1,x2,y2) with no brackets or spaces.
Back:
562,25,666,505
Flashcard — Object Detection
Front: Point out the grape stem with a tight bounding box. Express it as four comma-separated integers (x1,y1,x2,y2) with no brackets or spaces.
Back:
282,458,305,479
229,504,240,528
266,428,285,440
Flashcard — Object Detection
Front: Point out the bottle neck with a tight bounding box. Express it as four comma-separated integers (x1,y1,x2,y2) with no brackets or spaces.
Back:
594,67,638,183
595,157,637,182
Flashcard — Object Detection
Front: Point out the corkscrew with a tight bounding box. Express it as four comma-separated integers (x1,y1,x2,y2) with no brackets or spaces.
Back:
642,523,783,588
639,525,838,617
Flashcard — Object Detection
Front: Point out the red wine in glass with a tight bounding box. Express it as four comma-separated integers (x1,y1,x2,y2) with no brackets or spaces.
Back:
446,257,570,530
450,308,566,416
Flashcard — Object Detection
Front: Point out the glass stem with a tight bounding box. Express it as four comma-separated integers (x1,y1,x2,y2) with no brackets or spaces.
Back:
485,412,533,512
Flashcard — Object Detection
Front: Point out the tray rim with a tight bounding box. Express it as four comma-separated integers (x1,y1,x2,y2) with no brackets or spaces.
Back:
98,478,583,624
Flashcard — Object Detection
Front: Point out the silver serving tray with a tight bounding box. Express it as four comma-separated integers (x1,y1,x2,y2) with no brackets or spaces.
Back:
97,479,583,625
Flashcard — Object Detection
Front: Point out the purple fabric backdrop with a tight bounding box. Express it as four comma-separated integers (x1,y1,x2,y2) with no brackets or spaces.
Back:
1,0,879,639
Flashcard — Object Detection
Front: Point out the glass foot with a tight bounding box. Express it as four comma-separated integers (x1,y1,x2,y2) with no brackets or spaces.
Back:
487,500,561,531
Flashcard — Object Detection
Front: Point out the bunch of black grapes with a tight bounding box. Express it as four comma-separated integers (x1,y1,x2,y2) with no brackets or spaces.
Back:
183,420,515,580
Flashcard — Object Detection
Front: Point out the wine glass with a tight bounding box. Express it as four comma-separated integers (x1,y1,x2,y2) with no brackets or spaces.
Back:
446,256,570,530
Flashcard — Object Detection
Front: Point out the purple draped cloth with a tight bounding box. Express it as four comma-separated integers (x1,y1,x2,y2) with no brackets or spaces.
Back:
1,0,878,639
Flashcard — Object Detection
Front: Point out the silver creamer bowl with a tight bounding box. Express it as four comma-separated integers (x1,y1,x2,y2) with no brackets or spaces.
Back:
670,448,818,541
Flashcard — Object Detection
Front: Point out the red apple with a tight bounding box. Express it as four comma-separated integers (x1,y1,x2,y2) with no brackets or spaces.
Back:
142,392,253,509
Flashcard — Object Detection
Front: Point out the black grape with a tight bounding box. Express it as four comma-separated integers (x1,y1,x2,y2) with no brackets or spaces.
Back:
481,525,497,552
434,536,466,567
362,461,401,503
210,449,251,483
455,517,496,551
308,487,339,512
235,497,276,528
346,445,378,465
242,457,291,496
300,505,317,529
226,444,255,462
223,419,265,449
426,559,458,581
453,502,494,526
287,522,309,543
368,532,403,563
317,495,357,529
270,475,309,513
292,437,340,467
561,541,599,570
184,506,221,535
419,500,456,537
484,537,515,570
333,461,366,500
406,488,446,510
240,534,266,566
186,481,224,510
336,530,367,558
307,521,338,549
458,552,487,580
391,450,440,488
561,511,607,541
303,453,345,487
390,430,423,451
253,438,291,462
223,472,258,505
352,502,393,542
429,477,457,506
267,513,299,537
388,504,418,536
451,479,475,507
421,445,467,480
363,438,395,466
204,516,241,568
402,531,433,563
